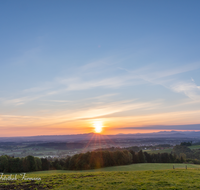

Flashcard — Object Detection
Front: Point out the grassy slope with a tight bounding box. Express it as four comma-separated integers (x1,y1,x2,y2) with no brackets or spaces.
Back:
144,148,172,154
56,170,200,190
26,169,200,190
30,163,200,174
3,164,200,189
144,145,200,154
189,145,200,149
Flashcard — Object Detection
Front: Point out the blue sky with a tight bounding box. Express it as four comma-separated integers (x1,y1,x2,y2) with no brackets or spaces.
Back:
0,0,200,136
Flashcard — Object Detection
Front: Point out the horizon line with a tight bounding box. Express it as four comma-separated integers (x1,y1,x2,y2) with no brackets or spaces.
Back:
1,130,200,138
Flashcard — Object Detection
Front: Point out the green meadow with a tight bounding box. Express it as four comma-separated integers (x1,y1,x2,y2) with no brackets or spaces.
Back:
51,169,200,190
30,163,200,174
144,144,200,154
189,145,200,150
2,163,200,189
144,148,173,154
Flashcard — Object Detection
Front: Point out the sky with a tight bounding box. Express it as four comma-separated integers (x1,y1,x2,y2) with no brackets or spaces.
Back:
1,0,200,137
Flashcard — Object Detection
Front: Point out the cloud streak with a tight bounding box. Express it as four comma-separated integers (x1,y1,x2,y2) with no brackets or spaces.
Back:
1,60,200,107
170,81,200,100
0,99,162,127
1,56,200,136
118,124,200,130
121,62,200,100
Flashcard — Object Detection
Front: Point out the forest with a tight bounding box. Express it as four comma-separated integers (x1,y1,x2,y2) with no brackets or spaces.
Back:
1,146,198,173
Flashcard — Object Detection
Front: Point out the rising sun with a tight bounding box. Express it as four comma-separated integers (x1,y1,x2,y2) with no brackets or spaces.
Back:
93,120,103,133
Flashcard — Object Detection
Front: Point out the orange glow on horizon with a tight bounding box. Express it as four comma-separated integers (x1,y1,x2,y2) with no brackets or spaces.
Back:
1,109,200,136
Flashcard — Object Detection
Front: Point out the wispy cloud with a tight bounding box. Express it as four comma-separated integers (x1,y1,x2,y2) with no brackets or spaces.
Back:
43,100,72,103
57,75,134,91
120,62,200,83
120,62,200,100
104,109,200,130
0,99,162,127
2,96,43,106
1,57,200,107
117,124,200,130
2,91,58,106
170,81,200,100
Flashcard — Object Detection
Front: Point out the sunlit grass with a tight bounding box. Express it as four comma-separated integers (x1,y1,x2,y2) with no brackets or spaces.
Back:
3,168,200,189
29,163,200,174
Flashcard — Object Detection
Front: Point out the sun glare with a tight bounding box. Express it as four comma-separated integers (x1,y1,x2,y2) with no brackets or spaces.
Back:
93,121,103,133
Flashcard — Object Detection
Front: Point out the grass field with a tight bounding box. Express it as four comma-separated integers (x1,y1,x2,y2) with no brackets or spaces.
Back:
144,144,200,154
2,165,200,189
144,148,172,154
29,163,200,174
54,170,200,190
189,145,200,150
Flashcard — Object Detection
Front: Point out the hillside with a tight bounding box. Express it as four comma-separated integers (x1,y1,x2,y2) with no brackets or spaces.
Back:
30,163,200,174
2,166,200,189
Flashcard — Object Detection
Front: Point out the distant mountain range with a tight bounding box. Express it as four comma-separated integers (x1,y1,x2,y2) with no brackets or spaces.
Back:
1,130,200,142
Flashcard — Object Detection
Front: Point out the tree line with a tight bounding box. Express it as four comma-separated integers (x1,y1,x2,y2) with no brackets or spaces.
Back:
0,149,192,173
180,141,192,146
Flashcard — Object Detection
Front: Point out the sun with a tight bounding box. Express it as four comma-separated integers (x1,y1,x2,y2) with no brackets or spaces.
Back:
93,120,103,133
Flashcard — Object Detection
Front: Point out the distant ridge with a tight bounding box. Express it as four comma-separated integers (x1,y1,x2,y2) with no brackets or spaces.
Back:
0,130,200,142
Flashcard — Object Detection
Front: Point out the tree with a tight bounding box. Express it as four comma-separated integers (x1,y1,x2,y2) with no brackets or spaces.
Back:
22,157,29,172
138,150,145,163
173,145,193,158
143,152,152,163
180,141,192,146
180,153,186,162
41,158,50,170
0,155,9,172
35,157,42,171
9,157,20,173
64,156,71,170
163,153,170,163
129,150,139,163
26,155,36,171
